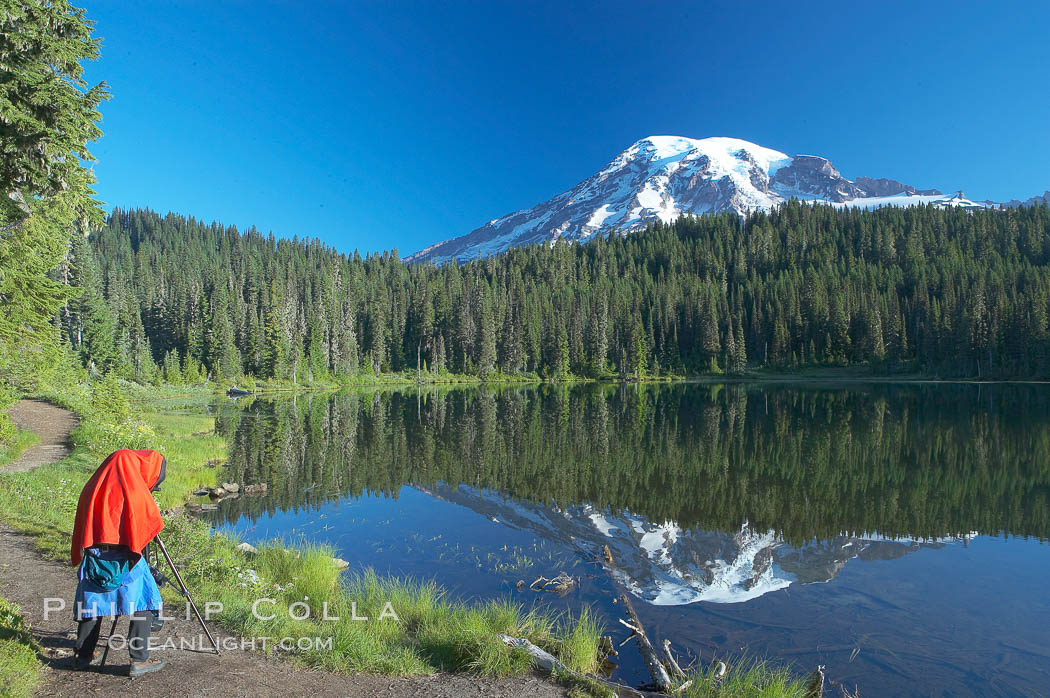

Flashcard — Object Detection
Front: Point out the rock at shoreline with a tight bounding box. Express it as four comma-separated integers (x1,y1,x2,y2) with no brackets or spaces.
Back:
200,484,241,500
236,542,260,555
233,544,345,569
195,482,266,498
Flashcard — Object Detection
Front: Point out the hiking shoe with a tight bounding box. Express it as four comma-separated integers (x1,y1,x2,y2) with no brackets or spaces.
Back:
128,658,165,677
73,650,99,670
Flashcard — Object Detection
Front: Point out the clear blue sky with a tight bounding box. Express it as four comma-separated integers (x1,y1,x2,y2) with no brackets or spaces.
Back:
81,1,1050,256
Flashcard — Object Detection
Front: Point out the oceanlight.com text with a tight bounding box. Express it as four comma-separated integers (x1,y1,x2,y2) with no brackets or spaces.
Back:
109,633,335,653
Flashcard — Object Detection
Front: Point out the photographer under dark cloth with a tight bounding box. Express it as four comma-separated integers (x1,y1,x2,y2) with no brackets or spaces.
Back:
70,449,168,677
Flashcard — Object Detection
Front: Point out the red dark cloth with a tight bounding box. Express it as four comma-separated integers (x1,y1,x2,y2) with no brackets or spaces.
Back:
70,450,165,566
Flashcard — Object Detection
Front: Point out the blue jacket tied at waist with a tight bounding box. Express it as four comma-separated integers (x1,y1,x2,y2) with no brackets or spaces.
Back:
74,546,162,620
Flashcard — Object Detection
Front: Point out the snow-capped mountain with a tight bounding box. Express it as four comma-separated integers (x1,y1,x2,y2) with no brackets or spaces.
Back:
406,136,989,263
419,484,973,605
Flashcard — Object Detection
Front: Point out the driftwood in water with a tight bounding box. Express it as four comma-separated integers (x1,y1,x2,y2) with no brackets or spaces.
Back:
600,544,673,691
597,544,826,696
529,571,576,594
617,592,673,691
662,639,687,680
498,635,668,698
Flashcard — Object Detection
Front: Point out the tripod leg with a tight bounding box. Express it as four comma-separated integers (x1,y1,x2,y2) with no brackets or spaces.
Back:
99,616,120,667
155,535,220,654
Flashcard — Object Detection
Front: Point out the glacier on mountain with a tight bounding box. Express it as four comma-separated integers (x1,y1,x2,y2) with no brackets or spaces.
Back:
407,135,992,263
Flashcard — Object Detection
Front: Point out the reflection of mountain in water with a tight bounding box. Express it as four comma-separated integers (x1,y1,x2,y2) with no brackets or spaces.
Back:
422,484,970,605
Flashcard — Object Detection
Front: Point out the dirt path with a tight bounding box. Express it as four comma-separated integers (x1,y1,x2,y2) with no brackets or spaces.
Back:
2,400,78,473
0,402,565,697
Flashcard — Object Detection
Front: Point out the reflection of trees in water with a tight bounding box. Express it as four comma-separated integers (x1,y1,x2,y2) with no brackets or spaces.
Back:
212,384,1050,542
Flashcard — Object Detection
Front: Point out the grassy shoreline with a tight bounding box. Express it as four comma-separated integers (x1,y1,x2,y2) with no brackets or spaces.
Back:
219,363,1050,396
0,380,809,696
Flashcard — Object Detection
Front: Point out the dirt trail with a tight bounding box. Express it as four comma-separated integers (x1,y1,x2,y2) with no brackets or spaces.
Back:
0,403,565,697
3,400,78,473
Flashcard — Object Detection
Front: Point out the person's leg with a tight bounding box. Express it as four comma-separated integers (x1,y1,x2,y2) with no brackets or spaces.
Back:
74,616,102,666
127,608,165,676
127,609,152,662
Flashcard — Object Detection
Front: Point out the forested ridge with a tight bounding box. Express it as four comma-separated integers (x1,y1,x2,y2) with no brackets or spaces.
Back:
71,202,1050,383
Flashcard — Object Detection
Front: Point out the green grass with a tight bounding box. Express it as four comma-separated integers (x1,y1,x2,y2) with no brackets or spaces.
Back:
557,656,811,698
0,596,43,698
680,658,810,697
0,428,40,468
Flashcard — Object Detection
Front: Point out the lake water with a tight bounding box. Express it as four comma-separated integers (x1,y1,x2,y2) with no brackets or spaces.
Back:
203,383,1050,696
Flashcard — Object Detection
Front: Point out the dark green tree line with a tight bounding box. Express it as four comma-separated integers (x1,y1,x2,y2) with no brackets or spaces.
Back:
84,202,1050,382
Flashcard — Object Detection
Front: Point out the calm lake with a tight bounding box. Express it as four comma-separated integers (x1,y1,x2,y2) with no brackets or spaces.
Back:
203,383,1050,696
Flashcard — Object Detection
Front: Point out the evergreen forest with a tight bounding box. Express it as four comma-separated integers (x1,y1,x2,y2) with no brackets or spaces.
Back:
66,201,1050,384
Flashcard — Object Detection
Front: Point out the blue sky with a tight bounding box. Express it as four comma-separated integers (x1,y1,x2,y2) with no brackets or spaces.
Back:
82,1,1050,256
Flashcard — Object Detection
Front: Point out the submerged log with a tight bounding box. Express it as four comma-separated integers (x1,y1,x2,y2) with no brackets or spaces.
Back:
498,635,666,698
601,545,672,691
618,592,673,692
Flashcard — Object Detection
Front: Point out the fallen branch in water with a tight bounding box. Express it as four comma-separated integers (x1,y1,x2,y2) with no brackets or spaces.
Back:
662,639,687,680
529,571,576,594
616,589,673,691
598,546,673,691
498,634,668,698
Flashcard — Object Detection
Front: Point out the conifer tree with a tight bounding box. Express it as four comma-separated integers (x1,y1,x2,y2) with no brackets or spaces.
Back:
0,0,108,391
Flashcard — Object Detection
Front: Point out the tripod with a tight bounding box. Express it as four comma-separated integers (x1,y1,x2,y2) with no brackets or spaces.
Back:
99,534,221,666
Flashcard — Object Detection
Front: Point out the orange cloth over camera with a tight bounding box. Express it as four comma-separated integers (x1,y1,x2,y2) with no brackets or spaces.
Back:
70,449,166,566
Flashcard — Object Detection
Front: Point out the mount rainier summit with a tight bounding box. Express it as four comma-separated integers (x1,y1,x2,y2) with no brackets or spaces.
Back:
407,135,991,263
